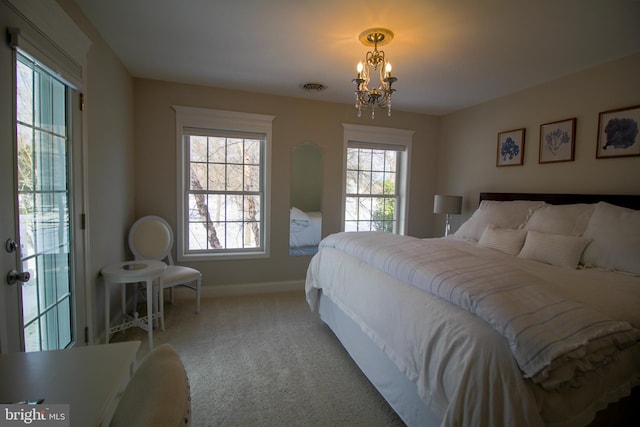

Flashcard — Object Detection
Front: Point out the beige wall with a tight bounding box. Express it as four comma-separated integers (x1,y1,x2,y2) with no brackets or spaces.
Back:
437,53,640,233
57,0,136,340
133,79,439,288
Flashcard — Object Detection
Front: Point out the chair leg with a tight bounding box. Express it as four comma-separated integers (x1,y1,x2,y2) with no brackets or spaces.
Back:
195,277,201,314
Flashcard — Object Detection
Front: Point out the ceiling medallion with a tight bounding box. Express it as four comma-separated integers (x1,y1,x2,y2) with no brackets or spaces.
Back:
352,27,398,119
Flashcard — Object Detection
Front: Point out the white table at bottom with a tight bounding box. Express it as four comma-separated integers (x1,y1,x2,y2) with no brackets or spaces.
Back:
0,341,140,427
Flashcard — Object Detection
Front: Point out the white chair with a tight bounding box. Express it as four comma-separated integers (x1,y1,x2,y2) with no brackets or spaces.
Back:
129,216,201,316
110,343,191,427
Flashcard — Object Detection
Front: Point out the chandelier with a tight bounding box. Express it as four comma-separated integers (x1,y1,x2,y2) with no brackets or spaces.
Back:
352,28,398,119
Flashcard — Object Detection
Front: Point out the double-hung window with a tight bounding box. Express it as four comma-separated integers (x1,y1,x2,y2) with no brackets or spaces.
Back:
343,124,414,234
174,106,274,260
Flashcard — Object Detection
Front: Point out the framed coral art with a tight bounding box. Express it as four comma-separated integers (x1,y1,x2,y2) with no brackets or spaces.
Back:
596,105,640,158
539,118,576,163
496,128,525,167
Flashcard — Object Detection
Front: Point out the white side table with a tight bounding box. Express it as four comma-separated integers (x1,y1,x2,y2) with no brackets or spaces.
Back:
101,260,167,349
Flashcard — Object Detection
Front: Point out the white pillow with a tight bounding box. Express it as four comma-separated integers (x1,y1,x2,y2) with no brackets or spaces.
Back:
477,225,527,255
290,207,310,232
290,207,310,222
454,200,545,241
524,204,594,236
518,230,591,269
581,202,640,274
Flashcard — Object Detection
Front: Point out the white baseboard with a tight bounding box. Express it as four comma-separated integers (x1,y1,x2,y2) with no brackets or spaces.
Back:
174,280,306,298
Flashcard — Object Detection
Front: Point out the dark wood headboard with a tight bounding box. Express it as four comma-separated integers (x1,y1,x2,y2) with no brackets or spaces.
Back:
479,192,640,210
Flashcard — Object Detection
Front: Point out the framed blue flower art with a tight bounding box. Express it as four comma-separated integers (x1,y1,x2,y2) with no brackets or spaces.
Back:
496,128,525,167
539,118,576,164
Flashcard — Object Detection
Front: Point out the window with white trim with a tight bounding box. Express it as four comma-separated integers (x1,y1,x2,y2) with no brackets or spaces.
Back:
342,124,413,235
174,106,274,260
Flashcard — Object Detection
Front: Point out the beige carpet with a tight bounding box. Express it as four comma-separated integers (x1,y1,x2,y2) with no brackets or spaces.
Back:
111,290,406,426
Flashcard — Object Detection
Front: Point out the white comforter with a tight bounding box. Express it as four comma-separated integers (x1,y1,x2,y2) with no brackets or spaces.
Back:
305,232,640,427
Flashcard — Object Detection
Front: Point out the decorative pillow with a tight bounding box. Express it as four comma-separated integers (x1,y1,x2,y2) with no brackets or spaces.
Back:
477,225,527,255
518,230,591,269
581,202,640,274
524,203,595,236
454,200,545,241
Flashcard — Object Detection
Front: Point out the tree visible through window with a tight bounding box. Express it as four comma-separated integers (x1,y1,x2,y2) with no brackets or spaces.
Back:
345,147,399,232
186,133,263,251
342,124,413,236
174,106,274,260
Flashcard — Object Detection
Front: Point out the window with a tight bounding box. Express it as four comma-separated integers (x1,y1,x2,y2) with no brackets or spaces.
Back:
342,124,414,235
174,106,274,260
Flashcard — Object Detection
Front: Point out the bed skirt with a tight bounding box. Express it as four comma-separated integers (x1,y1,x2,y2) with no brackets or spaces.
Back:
318,291,440,427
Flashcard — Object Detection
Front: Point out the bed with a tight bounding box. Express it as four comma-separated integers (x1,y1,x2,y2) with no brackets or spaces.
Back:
305,193,640,426
290,207,322,256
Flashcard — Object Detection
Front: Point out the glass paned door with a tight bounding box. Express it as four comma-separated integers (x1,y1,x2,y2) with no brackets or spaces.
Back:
16,53,74,352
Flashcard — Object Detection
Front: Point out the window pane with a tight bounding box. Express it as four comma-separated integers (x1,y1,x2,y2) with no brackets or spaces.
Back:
36,72,52,131
244,165,260,191
371,150,385,171
358,150,372,170
346,149,359,169
209,137,226,163
345,197,357,221
188,221,207,250
52,79,65,136
371,171,384,195
190,162,207,190
226,138,244,163
213,222,227,248
226,194,243,221
244,195,260,220
57,297,72,348
357,170,371,194
24,321,40,352
208,163,225,191
227,163,244,191
190,136,208,162
245,139,260,164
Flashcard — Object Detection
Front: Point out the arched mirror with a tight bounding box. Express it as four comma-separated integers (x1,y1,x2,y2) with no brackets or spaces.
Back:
290,142,323,256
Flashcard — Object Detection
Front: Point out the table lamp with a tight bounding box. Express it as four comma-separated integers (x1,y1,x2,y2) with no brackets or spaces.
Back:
433,195,462,236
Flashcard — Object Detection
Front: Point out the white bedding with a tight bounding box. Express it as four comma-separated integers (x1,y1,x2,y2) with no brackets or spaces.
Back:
305,233,640,427
290,210,322,250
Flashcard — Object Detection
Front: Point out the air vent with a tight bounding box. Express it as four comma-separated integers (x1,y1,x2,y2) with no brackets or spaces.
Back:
302,82,326,92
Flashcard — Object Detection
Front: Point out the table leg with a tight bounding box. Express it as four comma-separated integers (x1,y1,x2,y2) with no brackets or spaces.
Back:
145,278,154,349
159,279,165,331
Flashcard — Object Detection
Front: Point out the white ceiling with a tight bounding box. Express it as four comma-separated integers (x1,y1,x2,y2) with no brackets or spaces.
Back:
74,0,640,116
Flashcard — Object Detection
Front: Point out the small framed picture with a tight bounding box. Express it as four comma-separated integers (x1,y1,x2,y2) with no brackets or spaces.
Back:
596,105,640,159
539,118,576,164
496,128,525,167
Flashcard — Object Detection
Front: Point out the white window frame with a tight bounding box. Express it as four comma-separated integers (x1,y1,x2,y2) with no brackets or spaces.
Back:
174,106,275,261
342,123,414,235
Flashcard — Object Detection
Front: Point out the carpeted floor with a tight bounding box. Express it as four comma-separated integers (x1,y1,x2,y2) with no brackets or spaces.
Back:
111,290,406,426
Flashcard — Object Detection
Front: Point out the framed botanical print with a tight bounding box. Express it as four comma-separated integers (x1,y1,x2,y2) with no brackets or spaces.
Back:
596,105,640,158
496,128,525,167
539,118,576,164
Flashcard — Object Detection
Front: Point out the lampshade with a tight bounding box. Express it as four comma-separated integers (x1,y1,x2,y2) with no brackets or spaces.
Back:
433,195,462,215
